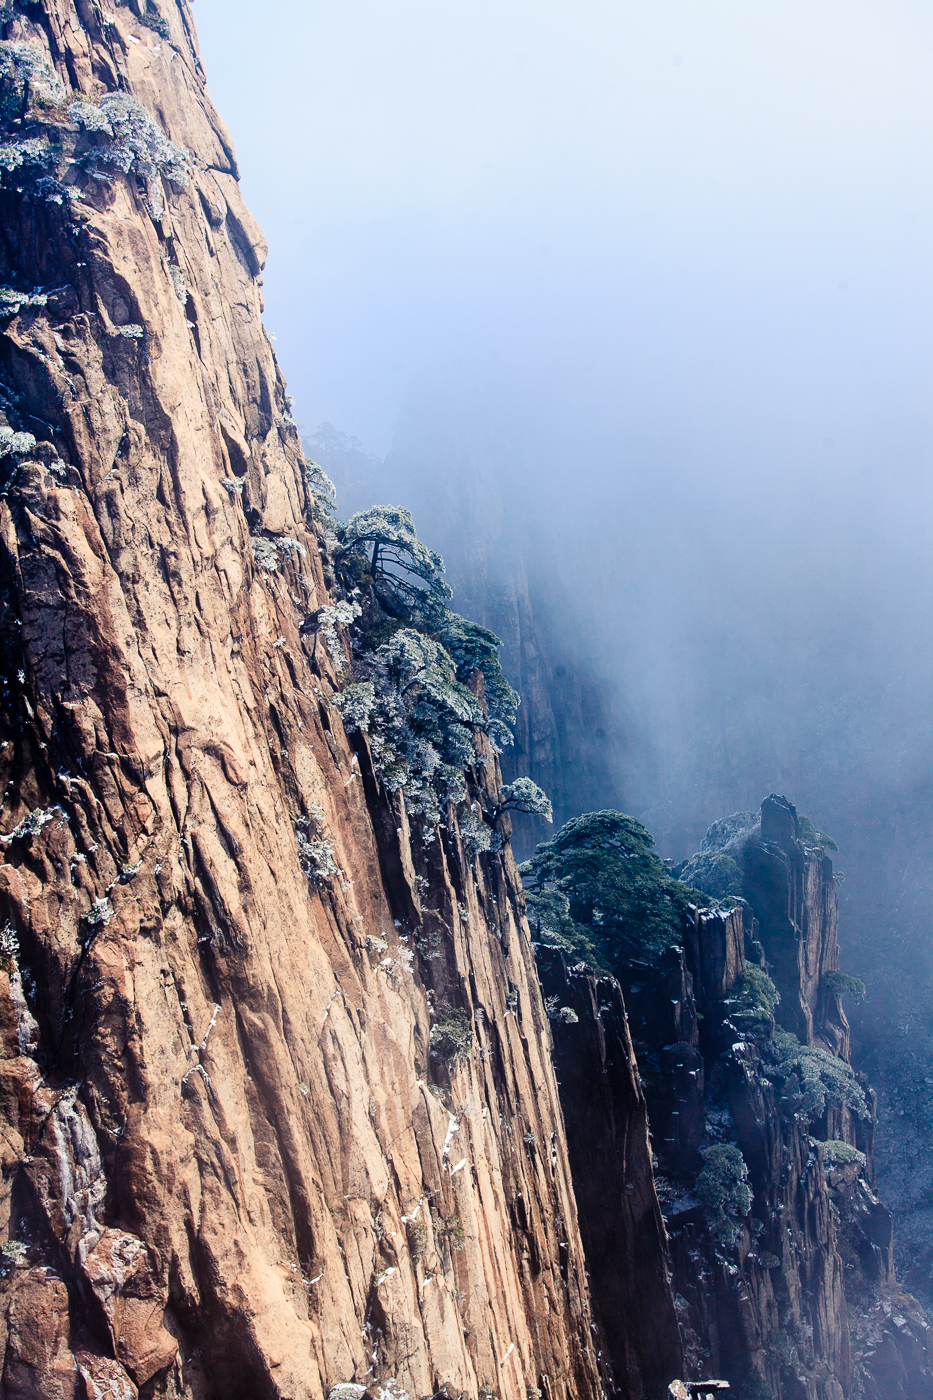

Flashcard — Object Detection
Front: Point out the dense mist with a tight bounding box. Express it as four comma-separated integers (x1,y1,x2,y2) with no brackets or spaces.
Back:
197,0,933,1298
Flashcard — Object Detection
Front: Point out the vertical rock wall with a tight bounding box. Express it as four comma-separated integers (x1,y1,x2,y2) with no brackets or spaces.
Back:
535,948,683,1400
542,797,931,1400
0,4,602,1398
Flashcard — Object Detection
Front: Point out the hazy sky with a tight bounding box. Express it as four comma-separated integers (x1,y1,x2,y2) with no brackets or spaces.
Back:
196,0,933,460
195,0,933,851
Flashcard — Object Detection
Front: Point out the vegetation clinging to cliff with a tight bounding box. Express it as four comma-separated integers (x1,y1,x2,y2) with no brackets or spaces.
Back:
335,629,481,828
520,809,710,971
0,40,190,211
676,847,743,901
821,969,866,1004
332,504,518,743
733,966,781,1022
317,495,545,845
696,1143,753,1250
766,1029,870,1121
796,813,839,852
674,809,758,899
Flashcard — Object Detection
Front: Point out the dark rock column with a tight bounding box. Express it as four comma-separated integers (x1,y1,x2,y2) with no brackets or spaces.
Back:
536,947,684,1399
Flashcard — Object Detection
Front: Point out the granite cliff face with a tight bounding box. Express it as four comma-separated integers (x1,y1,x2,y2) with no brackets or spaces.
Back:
0,8,927,1400
535,947,683,1399
0,4,604,1397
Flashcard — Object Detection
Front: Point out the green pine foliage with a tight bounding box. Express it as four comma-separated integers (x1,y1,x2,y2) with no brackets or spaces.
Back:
796,813,839,851
335,627,479,828
520,810,710,971
734,966,781,1021
69,92,190,187
494,778,552,823
0,40,190,209
821,969,867,1004
0,40,64,124
675,809,758,900
333,504,519,742
677,847,743,901
304,459,338,521
429,1008,474,1064
325,497,543,846
767,1030,870,1121
435,608,519,747
812,1138,866,1168
696,1143,753,1249
335,505,452,623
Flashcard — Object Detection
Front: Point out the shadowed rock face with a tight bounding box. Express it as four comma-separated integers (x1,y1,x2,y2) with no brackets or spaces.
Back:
655,804,930,1400
742,796,849,1056
535,947,683,1400
0,4,603,1397
538,797,931,1400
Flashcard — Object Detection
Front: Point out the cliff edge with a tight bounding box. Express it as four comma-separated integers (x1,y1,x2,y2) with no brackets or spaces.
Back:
0,4,602,1398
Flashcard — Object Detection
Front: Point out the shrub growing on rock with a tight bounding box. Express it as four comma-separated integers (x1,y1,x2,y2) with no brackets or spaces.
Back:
405,1217,427,1261
813,1138,866,1168
675,847,743,901
738,1368,774,1400
69,92,190,188
0,41,64,123
492,777,553,825
796,813,838,851
696,1143,753,1249
141,1,171,40
333,504,518,744
435,1212,466,1253
319,496,541,849
429,1008,473,1064
304,458,337,521
335,505,451,622
520,810,710,972
821,970,866,1004
330,507,530,839
767,1029,870,1121
734,966,781,1022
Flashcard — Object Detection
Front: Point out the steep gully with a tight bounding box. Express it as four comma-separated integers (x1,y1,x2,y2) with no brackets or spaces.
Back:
0,3,924,1399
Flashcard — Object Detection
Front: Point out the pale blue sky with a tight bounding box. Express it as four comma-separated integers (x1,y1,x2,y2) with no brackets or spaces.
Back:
194,0,933,862
196,0,932,461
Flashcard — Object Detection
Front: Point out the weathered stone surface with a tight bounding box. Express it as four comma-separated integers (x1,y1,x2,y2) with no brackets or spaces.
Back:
0,4,601,1397
743,795,849,1056
669,803,929,1398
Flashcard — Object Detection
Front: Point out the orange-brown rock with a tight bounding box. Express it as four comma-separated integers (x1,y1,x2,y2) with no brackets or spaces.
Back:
0,4,602,1397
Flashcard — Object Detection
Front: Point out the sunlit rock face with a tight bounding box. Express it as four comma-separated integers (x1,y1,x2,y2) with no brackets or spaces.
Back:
0,7,927,1400
0,5,605,1397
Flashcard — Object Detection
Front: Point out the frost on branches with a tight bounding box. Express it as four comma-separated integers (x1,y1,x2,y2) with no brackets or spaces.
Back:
493,778,553,824
326,501,549,849
335,628,476,831
335,505,451,624
304,458,337,521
